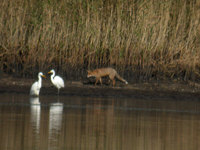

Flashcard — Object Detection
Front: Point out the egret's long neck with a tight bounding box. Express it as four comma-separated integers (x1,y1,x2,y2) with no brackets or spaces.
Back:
51,72,55,82
38,75,42,86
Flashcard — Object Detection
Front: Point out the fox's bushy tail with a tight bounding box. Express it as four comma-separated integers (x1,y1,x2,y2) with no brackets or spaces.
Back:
116,73,128,84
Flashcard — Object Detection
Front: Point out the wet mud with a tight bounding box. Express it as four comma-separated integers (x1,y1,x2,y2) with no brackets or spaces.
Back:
0,74,200,101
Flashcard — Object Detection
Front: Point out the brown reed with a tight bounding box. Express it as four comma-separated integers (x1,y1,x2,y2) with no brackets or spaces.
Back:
0,0,199,81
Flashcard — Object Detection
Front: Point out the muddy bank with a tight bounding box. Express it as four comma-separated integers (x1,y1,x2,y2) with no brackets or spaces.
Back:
0,74,200,100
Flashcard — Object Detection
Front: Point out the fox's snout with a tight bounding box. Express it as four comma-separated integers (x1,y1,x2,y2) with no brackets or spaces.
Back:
87,74,91,78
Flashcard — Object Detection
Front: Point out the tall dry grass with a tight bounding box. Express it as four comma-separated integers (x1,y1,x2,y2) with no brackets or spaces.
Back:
0,0,199,81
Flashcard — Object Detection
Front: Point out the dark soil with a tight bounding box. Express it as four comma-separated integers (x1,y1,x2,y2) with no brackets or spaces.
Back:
0,73,200,101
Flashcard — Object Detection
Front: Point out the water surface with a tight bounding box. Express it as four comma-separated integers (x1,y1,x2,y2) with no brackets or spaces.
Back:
0,92,199,150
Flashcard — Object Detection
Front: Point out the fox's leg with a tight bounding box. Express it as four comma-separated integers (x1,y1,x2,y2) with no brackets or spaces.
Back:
109,75,115,86
95,78,100,86
112,79,115,86
107,79,111,85
99,78,102,85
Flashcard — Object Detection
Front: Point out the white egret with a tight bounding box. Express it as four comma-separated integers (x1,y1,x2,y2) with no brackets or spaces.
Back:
30,72,46,96
48,69,65,94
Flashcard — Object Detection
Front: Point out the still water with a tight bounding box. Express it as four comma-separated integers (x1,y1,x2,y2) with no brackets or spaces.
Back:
0,92,200,150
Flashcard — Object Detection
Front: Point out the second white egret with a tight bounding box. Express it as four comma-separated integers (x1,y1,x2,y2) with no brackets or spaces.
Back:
48,69,65,95
30,72,46,96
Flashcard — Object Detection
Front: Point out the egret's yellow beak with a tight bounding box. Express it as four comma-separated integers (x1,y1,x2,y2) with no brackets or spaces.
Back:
42,75,46,78
48,71,52,74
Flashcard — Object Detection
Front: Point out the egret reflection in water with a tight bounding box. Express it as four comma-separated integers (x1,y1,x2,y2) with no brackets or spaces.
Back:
30,96,41,133
49,102,64,139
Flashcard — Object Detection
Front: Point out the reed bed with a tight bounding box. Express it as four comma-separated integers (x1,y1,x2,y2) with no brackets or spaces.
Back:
0,0,199,81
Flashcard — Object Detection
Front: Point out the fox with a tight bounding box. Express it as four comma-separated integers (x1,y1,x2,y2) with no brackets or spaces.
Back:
87,67,128,86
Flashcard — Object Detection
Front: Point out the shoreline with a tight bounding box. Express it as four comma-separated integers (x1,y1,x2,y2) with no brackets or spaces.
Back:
0,74,200,100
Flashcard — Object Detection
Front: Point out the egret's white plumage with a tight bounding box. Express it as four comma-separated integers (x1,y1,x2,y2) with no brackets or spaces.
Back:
30,72,46,96
48,69,65,94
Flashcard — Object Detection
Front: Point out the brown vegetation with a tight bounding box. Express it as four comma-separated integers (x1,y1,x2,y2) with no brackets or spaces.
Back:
0,0,199,81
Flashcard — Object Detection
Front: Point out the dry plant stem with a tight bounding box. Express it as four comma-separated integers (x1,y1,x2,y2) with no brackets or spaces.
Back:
0,0,199,81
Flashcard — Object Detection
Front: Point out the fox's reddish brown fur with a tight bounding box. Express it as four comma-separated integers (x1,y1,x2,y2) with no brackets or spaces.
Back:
87,67,128,86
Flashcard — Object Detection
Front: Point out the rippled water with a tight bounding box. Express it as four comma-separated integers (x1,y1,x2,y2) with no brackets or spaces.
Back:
0,92,200,150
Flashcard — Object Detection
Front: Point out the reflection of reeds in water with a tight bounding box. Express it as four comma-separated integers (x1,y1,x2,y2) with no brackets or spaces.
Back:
0,0,199,80
0,99,200,149
30,97,41,134
62,101,200,150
